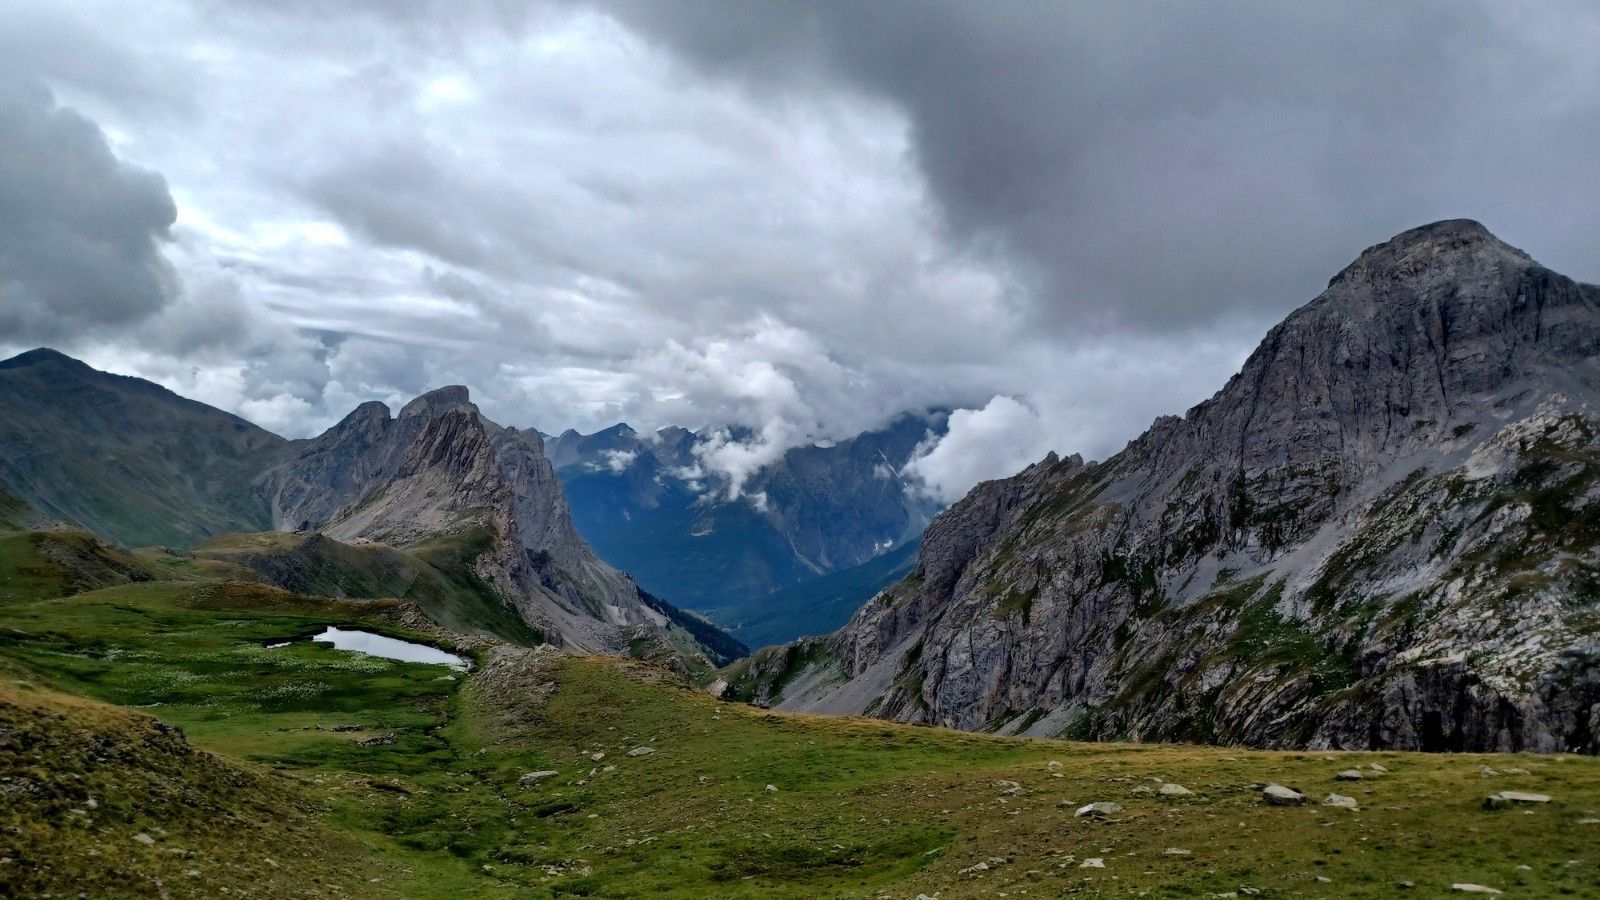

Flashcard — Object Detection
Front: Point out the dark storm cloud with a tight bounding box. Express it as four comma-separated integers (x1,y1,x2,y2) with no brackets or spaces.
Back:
7,0,1595,498
583,0,1600,329
0,81,179,342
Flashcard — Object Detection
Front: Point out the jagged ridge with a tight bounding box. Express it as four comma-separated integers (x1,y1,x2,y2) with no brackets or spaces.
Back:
742,220,1600,754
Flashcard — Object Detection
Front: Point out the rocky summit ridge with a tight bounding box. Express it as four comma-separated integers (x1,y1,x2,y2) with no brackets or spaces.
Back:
733,220,1600,754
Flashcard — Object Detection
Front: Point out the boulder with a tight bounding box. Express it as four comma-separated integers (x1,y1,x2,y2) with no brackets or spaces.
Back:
1483,791,1550,809
1323,793,1358,809
1074,802,1124,817
1262,785,1305,806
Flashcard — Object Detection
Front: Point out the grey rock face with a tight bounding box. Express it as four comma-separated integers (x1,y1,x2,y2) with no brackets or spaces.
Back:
755,220,1600,754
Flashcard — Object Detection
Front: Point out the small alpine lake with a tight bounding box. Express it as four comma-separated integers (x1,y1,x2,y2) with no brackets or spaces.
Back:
285,626,470,670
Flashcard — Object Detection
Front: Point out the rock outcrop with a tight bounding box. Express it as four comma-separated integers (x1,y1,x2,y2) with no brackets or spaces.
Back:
739,220,1600,754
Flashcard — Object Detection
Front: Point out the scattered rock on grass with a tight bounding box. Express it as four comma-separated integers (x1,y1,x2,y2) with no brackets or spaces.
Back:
1159,783,1195,797
1335,770,1364,781
1262,785,1305,806
1451,884,1502,894
1074,802,1123,817
1323,793,1358,809
1080,857,1105,868
1483,791,1550,809
627,747,656,757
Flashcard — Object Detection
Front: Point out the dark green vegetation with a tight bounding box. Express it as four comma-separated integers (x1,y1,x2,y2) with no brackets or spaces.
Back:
635,589,750,665
5,526,1600,898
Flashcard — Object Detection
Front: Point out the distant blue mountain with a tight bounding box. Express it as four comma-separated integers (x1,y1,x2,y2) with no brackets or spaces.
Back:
550,411,947,646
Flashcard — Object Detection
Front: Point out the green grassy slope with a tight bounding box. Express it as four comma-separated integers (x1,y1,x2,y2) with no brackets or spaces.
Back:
194,530,546,646
0,349,286,549
1,680,388,898
0,528,166,604
3,538,1599,898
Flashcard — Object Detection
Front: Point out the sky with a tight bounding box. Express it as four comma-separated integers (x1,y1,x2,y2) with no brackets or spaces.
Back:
2,1,1598,504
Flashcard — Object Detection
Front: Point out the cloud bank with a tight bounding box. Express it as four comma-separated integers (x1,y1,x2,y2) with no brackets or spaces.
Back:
1,1,1596,503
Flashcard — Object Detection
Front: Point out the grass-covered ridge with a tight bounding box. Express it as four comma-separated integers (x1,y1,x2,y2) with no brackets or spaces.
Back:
3,531,1599,898
193,529,548,647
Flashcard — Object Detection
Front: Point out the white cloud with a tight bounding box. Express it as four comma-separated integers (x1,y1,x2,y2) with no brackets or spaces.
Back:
602,449,636,473
5,0,1597,514
903,396,1050,504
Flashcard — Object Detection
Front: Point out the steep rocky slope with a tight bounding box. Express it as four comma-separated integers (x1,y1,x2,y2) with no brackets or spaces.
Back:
553,412,946,639
737,220,1600,754
256,386,744,662
0,349,285,546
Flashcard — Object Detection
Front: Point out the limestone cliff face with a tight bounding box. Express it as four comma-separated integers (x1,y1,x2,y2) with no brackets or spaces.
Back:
748,221,1600,754
257,388,735,660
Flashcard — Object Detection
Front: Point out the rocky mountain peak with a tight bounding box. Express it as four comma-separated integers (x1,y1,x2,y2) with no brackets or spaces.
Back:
1327,218,1534,289
0,347,87,371
399,385,475,420
349,400,392,420
746,223,1600,755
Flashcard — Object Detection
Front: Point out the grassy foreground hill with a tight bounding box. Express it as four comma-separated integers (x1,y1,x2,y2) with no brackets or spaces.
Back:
3,531,1599,898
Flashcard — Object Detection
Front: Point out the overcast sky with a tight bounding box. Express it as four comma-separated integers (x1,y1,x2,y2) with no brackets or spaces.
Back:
2,1,1597,502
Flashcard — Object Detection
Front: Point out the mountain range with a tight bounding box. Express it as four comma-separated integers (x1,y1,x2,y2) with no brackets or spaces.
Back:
546,412,946,646
0,354,743,666
730,220,1600,755
7,218,1599,758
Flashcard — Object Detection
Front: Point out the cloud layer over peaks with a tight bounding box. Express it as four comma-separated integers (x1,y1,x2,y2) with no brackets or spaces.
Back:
1,0,1597,505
